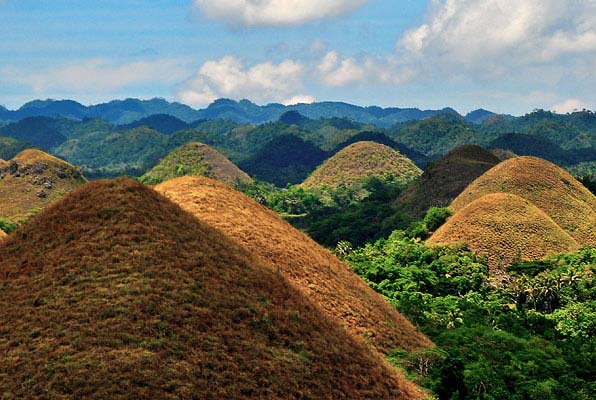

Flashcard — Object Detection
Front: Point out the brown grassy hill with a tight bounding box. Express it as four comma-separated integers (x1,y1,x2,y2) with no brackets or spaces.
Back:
451,156,596,245
140,142,252,185
155,176,433,355
428,193,579,274
0,178,425,399
302,141,422,191
0,229,5,240
0,149,86,223
397,145,501,219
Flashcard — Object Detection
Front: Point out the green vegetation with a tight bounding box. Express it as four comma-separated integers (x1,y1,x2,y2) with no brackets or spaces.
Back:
139,142,251,185
345,232,596,400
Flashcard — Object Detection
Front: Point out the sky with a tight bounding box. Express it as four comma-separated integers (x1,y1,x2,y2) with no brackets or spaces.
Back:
1,0,596,115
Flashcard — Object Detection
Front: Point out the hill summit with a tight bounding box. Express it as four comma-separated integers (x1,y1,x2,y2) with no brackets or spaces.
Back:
0,149,86,222
427,193,579,274
140,142,251,185
397,145,500,219
155,176,433,355
302,141,422,191
451,156,596,246
0,178,425,399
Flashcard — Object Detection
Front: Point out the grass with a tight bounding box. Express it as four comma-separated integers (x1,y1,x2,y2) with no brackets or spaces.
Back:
451,156,596,246
397,145,501,219
140,142,252,186
428,193,579,276
302,141,422,191
0,149,86,223
155,176,434,357
0,178,427,399
0,229,5,240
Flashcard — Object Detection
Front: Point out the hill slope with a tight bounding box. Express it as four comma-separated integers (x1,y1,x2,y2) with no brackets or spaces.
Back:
140,142,251,185
0,178,425,399
451,156,596,245
397,145,501,219
239,134,328,187
0,229,5,240
302,141,422,191
155,176,433,354
428,193,579,273
0,149,86,222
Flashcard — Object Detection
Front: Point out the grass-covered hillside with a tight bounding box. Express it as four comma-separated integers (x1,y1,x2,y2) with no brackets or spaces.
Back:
397,145,501,219
302,141,422,192
427,193,579,275
451,156,596,246
140,142,251,185
0,149,86,223
0,178,426,399
155,176,433,355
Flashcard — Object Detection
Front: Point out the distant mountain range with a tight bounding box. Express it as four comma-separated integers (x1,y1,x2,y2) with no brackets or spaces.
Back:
0,97,503,127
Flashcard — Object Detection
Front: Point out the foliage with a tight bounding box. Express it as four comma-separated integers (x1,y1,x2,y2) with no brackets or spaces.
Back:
347,233,596,399
0,218,19,233
406,207,452,240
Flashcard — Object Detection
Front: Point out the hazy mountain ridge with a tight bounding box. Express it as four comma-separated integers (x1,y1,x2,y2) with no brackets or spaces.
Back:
0,97,471,127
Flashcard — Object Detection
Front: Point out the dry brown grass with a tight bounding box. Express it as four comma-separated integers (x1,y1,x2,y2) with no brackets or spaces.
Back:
156,176,433,355
302,141,422,190
140,142,252,185
0,149,86,223
397,145,501,219
0,178,427,399
451,156,596,245
428,193,579,275
0,229,5,240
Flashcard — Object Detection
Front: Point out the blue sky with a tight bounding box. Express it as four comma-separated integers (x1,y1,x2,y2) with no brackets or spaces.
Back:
1,0,596,115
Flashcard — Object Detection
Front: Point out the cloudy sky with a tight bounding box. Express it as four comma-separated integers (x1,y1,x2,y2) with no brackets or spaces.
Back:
2,0,596,115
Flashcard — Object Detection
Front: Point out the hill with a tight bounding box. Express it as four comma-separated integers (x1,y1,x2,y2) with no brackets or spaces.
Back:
302,141,422,191
0,149,86,222
155,176,433,355
331,131,429,167
54,126,169,178
239,134,328,187
118,114,189,134
427,193,579,273
0,229,5,240
397,145,501,219
0,178,425,399
451,156,596,246
140,142,251,185
389,113,485,157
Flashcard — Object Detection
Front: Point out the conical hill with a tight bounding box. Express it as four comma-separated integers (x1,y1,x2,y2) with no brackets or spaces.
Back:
302,141,422,191
397,145,500,219
155,176,433,354
451,156,596,245
0,178,425,399
140,142,251,185
0,149,86,223
428,193,579,273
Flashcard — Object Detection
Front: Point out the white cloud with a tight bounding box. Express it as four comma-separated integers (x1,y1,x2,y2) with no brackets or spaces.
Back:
398,0,596,74
317,51,415,87
283,95,316,105
551,98,588,114
178,55,313,107
193,0,369,27
1,58,190,93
